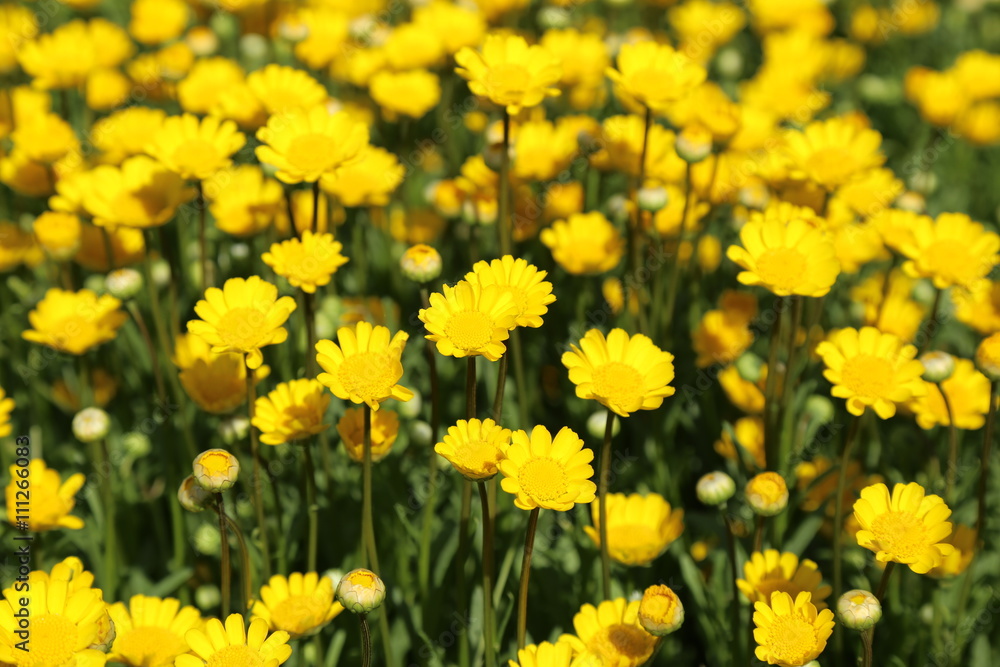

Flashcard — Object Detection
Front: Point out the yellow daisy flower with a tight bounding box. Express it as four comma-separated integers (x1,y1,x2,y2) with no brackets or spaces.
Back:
953,280,1000,335
0,387,13,438
559,599,657,667
33,211,82,261
927,524,976,579
177,57,245,115
250,572,345,638
737,550,832,609
853,481,955,573
815,326,926,419
752,591,835,667
715,416,766,469
10,112,79,164
5,459,85,532
435,418,512,481
92,106,168,165
909,358,991,430
74,223,145,272
465,255,556,329
315,321,413,410
508,641,575,667
261,231,349,294
692,297,757,368
255,105,369,184
606,41,706,112
319,146,405,208
22,287,127,355
561,328,676,418
146,113,246,181
455,33,561,115
207,164,284,238
175,333,269,414
187,276,297,370
175,614,292,667
540,212,624,275
418,280,518,361
369,69,442,120
783,116,885,190
900,212,1000,290
338,407,400,463
107,595,202,667
82,155,195,230
252,379,331,445
247,64,329,118
498,425,596,511
719,364,767,414
583,492,684,566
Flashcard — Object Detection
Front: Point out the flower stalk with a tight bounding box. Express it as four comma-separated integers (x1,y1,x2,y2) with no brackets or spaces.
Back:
216,494,231,618
245,356,272,580
599,407,615,600
478,481,496,667
517,507,540,650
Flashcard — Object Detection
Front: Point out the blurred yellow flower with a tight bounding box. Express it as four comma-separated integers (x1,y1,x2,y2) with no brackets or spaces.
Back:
953,280,1000,335
559,598,656,667
247,64,330,118
508,641,575,667
82,155,195,230
18,18,133,89
338,407,400,463
692,291,757,368
320,145,404,208
927,524,976,579
177,57,245,115
256,105,369,184
108,595,202,667
175,614,292,667
370,70,441,120
413,1,486,54
52,368,118,414
316,321,413,410
0,5,36,74
606,41,706,112
541,212,624,275
10,113,78,164
715,416,766,469
540,29,609,90
147,114,246,181
499,425,595,511
262,231,349,294
909,358,991,430
719,364,766,414
738,550,832,609
207,165,284,237
584,492,684,566
419,280,517,361
900,212,1000,290
22,287,126,355
74,223,145,272
455,34,561,115
746,472,789,516
91,107,168,165
510,119,579,182
0,387,12,438
783,117,884,190
850,270,925,343
291,8,350,70
251,572,345,638
33,212,81,261
85,67,130,111
129,0,189,45
6,459,85,531
178,347,269,414
253,379,331,445
752,591,834,667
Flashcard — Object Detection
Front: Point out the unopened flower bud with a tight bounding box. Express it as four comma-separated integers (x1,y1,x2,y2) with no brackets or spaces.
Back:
186,26,219,57
920,351,956,383
336,568,386,614
696,471,735,506
400,244,442,283
895,191,926,213
409,420,433,448
105,268,143,299
219,415,250,444
676,125,713,163
122,431,152,458
746,472,789,516
194,524,222,555
537,6,571,28
89,615,116,652
804,395,835,424
976,333,1000,381
193,449,240,492
638,584,684,636
638,186,668,213
178,475,213,513
735,353,764,383
195,584,221,609
73,407,110,443
837,589,882,630
586,411,621,441
606,194,630,224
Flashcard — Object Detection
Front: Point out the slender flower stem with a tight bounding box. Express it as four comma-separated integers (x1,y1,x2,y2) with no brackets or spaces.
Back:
762,296,785,470
627,105,653,334
478,482,496,667
222,513,252,611
456,480,472,667
510,329,529,428
833,414,862,646
492,352,508,423
939,384,959,503
197,180,210,289
157,225,181,340
303,443,319,572
216,495,231,618
777,295,804,475
245,357,272,580
752,515,765,553
498,110,512,256
517,507,540,650
311,180,320,234
723,511,742,666
976,381,997,549
598,408,615,600
303,291,317,376
874,561,896,603
873,255,899,324
660,161,693,337
360,614,372,667
418,288,440,604
126,302,166,405
361,405,395,667
919,288,943,355
93,438,117,598
467,357,477,420
861,628,874,667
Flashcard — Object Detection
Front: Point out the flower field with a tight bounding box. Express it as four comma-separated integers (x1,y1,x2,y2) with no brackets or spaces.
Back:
1,0,1000,666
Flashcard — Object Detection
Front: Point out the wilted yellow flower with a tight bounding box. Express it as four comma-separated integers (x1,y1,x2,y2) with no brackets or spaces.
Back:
146,114,246,181
262,231,349,294
316,321,413,410
418,280,517,361
606,41,706,112
541,212,624,275
6,459,85,531
338,407,400,463
738,550,832,609
22,287,126,355
251,572,345,638
256,105,369,184
108,595,202,667
455,33,561,115
253,379,331,445
584,493,684,566
559,598,657,667
753,592,835,667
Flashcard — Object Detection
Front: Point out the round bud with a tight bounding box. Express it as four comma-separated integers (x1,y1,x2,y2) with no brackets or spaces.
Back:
150,258,171,288
178,475,213,513
482,143,506,172
83,274,106,294
696,471,736,506
400,244,442,283
804,395,835,424
746,472,789,516
193,524,222,555
537,6,571,28
920,351,956,383
638,584,684,636
895,191,926,213
676,125,713,163
837,589,882,631
638,186,669,213
219,415,250,445
195,584,221,610
72,407,110,443
398,391,423,419
409,420,433,448
336,568,386,614
586,411,622,441
976,333,1000,381
239,33,270,64
192,448,240,492
735,352,764,383
105,268,143,300
277,17,310,42
229,242,250,260
606,194,631,225
185,26,219,57
715,47,743,78
122,431,152,458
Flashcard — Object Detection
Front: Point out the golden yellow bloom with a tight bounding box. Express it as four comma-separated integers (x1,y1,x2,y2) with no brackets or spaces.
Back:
692,292,757,368
33,211,81,261
435,418,511,481
22,287,126,355
82,155,195,230
320,145,405,208
207,164,284,238
175,614,292,667
187,276,297,370
147,114,246,181
498,425,595,511
815,326,926,419
315,321,413,410
256,105,369,184
455,33,561,115
562,328,676,417
74,223,145,272
246,64,329,118
383,24,445,70
418,280,517,361
108,595,202,667
465,255,556,329
738,550,832,609
0,387,12,438
853,481,954,574
753,591,835,667
193,448,240,492
0,221,41,272
559,599,657,667
977,333,1000,380
129,0,188,45
6,459,85,531
955,101,1000,147
511,118,579,182
176,334,269,414
783,117,884,190
370,69,441,120
284,8,347,69
541,212,624,275
606,41,706,112
0,6,36,74
850,270,925,343
540,29,609,90
638,584,685,636
583,493,684,566
900,212,1000,290
0,149,57,198
953,280,1000,336
590,115,685,181
10,113,78,164
927,524,976,578
262,231,349,294
909,358,991,430
91,107,168,165
719,364,767,414
412,1,486,55
746,472,789,516
253,379,331,445
177,56,245,115
715,416,766,469
508,641,575,667
251,572,345,638
52,368,117,414
85,67,130,111
338,407,400,463
18,18,133,89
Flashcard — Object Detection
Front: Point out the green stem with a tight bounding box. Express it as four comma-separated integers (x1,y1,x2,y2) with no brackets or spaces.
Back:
95,438,117,598
498,110,512,256
975,380,997,550
919,288,943,355
303,443,318,572
861,628,874,667
360,614,372,667
311,180,319,234
516,507,540,650
456,480,472,667
467,357,477,420
217,495,231,618
777,295,803,474
157,225,180,341
762,297,785,474
362,405,379,571
833,414,862,655
626,105,652,334
246,357,273,580
478,482,496,667
598,408,615,600
874,561,895,603
126,301,167,406
723,512,742,666
304,291,317,377
223,513,253,611
752,515,765,553
197,181,211,289
509,329,529,429
939,383,958,503
418,288,440,606
660,161,692,337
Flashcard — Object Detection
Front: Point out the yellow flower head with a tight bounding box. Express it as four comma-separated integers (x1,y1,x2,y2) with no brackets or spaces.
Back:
177,342,269,414
338,407,400,463
815,326,926,419
177,57,245,115
175,614,292,667
315,321,413,410
289,7,350,69
853,481,954,574
108,595,202,667
336,568,386,615
737,550,832,610
606,41,706,112
508,641,575,667
783,116,885,190
562,328,676,417
207,164,284,238
91,107,168,165
82,155,195,230
726,210,840,297
746,472,789,516
74,223,145,272
927,524,976,579
418,280,518,361
511,118,580,183
33,211,81,261
953,280,1000,336
253,379,331,445
977,332,1000,380
0,387,13,438
900,212,1000,290
540,28,610,90
251,572,345,638
18,18,133,90
412,1,486,55
6,459,85,531
22,287,127,355
370,69,442,120
455,33,561,115
320,145,405,208
715,416,765,470
719,364,767,414
637,584,685,636
583,492,684,566
435,418,512,481
10,112,78,164
262,231,349,294
129,0,189,45
559,598,657,667
692,292,757,368
752,591,835,667
498,425,596,511
0,221,42,272
465,255,556,329
541,212,624,275
192,448,240,492
909,358,991,430
247,64,329,118
146,113,246,181
187,276,297,370
256,105,369,184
